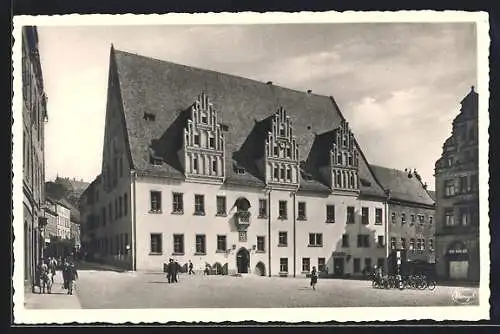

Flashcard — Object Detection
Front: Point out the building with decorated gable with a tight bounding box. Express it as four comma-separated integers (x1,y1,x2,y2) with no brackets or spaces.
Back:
434,87,479,282
80,46,390,276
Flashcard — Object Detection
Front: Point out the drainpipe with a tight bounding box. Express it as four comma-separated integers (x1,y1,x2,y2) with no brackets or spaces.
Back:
267,188,272,277
384,190,391,274
131,170,137,271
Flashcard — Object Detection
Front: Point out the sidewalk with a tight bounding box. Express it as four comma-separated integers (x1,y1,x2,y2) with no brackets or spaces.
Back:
24,272,82,309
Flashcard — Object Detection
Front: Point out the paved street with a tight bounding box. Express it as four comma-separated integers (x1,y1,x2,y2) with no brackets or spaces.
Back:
24,272,82,309
71,269,479,309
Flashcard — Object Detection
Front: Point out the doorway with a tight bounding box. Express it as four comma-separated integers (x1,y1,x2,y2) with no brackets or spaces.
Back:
236,248,250,273
333,258,344,276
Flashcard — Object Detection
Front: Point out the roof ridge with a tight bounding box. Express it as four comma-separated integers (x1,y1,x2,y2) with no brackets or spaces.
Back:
113,48,332,99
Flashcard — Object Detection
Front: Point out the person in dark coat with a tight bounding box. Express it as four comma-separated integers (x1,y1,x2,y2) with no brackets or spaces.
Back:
66,262,78,295
188,260,194,275
166,259,174,283
173,260,180,282
310,266,318,290
62,259,70,291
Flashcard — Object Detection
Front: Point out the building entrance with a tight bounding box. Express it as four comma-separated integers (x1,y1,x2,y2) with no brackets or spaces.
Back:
333,258,344,276
236,248,250,274
447,241,469,280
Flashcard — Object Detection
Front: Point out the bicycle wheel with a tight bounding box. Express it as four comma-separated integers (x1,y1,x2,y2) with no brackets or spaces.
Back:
427,280,436,291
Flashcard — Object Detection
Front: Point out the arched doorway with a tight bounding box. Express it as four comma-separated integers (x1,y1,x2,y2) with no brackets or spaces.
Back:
255,261,266,276
447,241,469,280
236,247,250,273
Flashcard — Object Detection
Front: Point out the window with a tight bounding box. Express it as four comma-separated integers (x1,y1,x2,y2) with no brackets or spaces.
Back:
216,196,226,216
278,201,288,219
342,234,349,248
217,235,227,252
318,258,326,272
347,206,355,224
172,192,184,214
195,234,206,254
209,137,215,148
429,239,434,250
410,214,415,224
201,113,208,123
309,233,323,247
353,258,361,273
326,205,335,223
123,193,128,216
445,209,455,226
401,238,406,250
194,194,205,215
391,212,396,223
280,258,288,273
362,207,369,224
444,179,456,197
460,208,470,226
257,236,265,252
364,258,372,271
173,234,184,254
150,233,162,254
420,239,426,251
419,215,424,225
391,237,396,250
194,134,200,146
357,234,370,248
429,216,433,224
302,258,310,272
278,231,288,246
286,147,291,158
409,239,415,250
460,176,468,193
258,199,267,218
377,258,385,270
238,231,247,242
280,167,285,179
298,202,307,220
212,160,218,174
150,191,162,213
377,236,384,248
401,213,406,224
375,208,382,225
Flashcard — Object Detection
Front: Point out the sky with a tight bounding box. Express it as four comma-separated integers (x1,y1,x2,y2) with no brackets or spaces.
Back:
37,23,477,190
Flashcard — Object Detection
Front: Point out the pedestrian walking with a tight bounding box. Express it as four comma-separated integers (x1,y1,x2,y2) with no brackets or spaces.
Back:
188,260,194,275
310,266,318,291
166,258,174,283
174,260,180,282
48,257,57,284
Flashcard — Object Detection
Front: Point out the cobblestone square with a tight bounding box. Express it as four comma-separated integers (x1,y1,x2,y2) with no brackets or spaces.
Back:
74,270,479,309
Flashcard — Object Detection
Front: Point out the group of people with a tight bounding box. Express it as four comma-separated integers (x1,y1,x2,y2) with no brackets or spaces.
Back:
35,257,78,295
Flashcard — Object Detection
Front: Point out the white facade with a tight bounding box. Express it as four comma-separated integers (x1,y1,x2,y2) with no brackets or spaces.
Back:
56,203,71,240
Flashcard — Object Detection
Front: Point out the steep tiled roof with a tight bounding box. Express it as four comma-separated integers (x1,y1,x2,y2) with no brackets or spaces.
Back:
370,165,435,206
427,190,436,202
112,48,385,197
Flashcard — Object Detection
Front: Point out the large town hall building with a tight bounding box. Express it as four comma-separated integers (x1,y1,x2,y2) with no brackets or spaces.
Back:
80,46,401,277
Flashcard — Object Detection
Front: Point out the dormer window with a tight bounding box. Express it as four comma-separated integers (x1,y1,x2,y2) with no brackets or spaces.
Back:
201,113,208,123
233,161,246,174
279,125,285,137
143,112,156,122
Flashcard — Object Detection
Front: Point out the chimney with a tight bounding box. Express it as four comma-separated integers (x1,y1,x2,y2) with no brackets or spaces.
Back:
471,85,475,92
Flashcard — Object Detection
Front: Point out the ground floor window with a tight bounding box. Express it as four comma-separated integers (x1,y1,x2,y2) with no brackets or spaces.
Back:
302,258,310,272
238,231,247,242
150,233,162,254
280,258,288,273
364,258,372,271
318,257,326,272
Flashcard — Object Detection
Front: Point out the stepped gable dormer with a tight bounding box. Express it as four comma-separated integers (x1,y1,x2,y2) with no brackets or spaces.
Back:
264,106,300,188
183,92,225,184
330,120,360,192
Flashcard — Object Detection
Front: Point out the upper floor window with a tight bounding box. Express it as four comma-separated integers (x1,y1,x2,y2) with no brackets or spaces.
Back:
150,233,162,254
298,202,307,220
391,212,396,223
173,234,184,254
326,205,335,223
341,234,349,247
444,179,456,197
172,192,184,214
401,213,407,224
390,237,396,250
410,214,415,224
194,194,205,215
357,234,370,248
309,233,323,247
195,234,206,254
278,201,287,219
445,208,455,226
257,236,265,252
216,235,227,252
429,216,433,224
347,206,355,224
471,173,479,192
375,208,383,225
409,238,415,250
278,231,288,246
361,207,369,225
258,199,268,218
377,236,384,248
418,215,424,225
150,191,162,213
194,134,200,146
216,196,226,216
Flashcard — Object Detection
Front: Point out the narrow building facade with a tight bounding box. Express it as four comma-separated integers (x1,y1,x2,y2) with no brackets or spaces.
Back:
80,47,389,276
434,87,479,282
22,26,48,287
